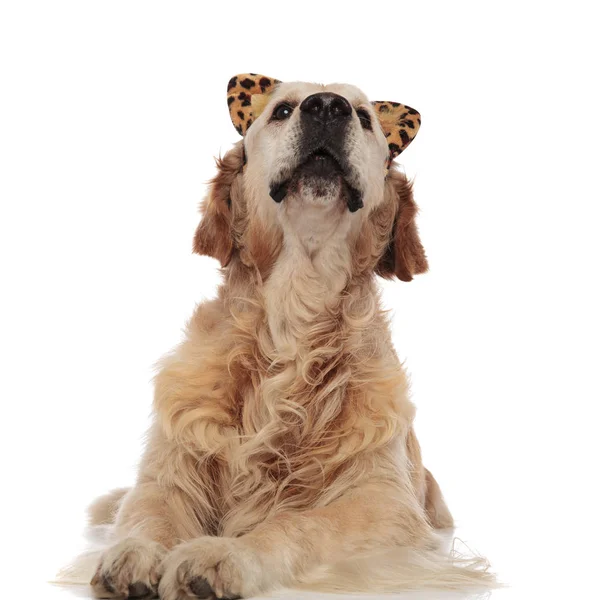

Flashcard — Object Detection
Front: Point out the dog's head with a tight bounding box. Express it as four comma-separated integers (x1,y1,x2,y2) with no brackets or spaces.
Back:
194,74,427,282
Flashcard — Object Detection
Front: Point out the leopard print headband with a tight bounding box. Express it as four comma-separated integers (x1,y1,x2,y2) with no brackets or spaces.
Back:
226,73,421,163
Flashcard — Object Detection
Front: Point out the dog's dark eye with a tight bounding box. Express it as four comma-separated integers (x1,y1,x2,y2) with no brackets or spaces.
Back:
356,108,372,131
272,103,294,121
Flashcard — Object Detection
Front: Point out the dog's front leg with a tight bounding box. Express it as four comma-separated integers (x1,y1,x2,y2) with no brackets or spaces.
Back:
158,480,433,599
90,420,216,600
90,480,207,599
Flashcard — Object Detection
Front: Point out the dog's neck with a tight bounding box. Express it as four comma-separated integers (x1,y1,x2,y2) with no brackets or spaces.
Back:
227,193,372,358
261,238,354,358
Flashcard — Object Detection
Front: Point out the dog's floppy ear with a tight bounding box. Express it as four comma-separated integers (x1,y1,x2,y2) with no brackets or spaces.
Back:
193,144,244,266
376,170,428,282
227,73,281,136
372,101,421,165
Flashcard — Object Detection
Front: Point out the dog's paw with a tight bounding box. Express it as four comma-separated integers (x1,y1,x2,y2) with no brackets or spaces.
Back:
90,537,166,599
158,537,270,600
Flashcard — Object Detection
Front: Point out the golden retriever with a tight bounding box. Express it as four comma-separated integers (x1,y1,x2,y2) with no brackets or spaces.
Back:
64,74,493,599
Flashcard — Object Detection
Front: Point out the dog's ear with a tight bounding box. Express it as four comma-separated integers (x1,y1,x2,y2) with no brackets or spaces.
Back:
372,101,421,165
193,144,244,266
227,73,281,136
376,171,428,282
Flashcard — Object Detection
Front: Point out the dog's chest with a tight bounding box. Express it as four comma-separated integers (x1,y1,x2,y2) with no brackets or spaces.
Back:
214,253,360,533
226,320,348,487
217,365,345,536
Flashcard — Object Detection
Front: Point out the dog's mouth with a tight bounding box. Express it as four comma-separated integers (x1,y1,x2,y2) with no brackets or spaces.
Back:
300,147,344,176
269,147,364,213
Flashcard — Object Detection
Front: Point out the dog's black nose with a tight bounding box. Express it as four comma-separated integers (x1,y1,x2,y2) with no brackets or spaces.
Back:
299,93,352,123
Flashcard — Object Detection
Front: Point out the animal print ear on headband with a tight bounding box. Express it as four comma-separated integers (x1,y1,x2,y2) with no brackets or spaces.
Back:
227,73,281,136
372,101,421,163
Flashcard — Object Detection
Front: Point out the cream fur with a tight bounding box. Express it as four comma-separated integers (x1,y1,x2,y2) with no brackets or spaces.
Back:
57,81,494,599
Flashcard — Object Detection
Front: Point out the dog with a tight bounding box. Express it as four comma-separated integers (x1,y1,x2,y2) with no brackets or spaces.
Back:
71,74,492,599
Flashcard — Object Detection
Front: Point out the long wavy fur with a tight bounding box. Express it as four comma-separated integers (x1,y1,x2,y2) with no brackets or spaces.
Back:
56,141,495,596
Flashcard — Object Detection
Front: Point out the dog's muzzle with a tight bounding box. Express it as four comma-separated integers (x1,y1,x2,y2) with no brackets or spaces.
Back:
269,92,364,213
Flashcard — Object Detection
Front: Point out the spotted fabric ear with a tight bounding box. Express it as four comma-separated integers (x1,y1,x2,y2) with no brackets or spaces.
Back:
372,101,421,163
227,73,281,136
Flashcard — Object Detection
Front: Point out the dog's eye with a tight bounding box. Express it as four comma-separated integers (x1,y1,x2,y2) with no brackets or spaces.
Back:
356,108,372,131
272,103,294,121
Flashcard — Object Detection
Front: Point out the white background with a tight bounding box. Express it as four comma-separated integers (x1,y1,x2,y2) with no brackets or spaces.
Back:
1,1,599,599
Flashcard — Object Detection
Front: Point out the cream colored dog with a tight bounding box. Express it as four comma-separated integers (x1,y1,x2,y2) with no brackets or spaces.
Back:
69,74,492,600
